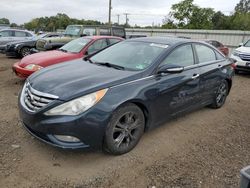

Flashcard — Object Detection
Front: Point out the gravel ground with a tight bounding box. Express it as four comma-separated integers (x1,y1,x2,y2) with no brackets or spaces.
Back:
0,54,250,188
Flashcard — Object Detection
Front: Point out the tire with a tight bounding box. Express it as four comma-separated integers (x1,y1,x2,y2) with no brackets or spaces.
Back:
20,47,30,57
209,80,229,109
104,103,145,155
235,69,239,74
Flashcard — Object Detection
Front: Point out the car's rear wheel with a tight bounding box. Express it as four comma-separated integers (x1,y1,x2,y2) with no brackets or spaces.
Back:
20,47,30,57
209,80,229,109
104,103,145,155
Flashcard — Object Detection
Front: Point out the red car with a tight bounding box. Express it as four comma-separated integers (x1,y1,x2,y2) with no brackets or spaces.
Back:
13,36,123,78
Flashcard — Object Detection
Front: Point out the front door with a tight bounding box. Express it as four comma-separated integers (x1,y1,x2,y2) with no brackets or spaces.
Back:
149,44,201,125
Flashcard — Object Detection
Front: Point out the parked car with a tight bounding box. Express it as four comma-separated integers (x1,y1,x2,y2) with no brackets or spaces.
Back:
231,39,250,73
0,29,35,52
13,36,123,78
204,39,229,56
5,33,62,58
35,25,126,51
18,37,234,155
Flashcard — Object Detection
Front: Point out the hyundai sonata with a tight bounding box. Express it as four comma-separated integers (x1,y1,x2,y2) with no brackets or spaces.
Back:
19,37,234,155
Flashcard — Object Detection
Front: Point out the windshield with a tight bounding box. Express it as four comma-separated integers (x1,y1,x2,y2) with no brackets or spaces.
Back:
90,41,168,71
65,25,81,36
244,40,250,47
60,38,91,53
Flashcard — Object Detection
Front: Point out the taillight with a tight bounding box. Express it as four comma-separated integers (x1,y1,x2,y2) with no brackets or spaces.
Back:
231,63,237,69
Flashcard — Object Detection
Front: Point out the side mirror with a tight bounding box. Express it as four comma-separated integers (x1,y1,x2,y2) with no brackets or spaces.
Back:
157,64,184,74
239,42,243,47
85,51,88,55
240,166,250,188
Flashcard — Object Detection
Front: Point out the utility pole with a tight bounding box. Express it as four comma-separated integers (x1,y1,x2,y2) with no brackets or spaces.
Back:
124,13,130,27
117,14,120,25
108,0,112,25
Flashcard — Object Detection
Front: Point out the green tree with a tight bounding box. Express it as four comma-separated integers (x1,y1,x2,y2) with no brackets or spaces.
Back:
0,18,10,24
235,0,250,13
168,0,215,29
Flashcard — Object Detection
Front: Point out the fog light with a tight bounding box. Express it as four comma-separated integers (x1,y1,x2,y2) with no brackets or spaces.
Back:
54,135,80,143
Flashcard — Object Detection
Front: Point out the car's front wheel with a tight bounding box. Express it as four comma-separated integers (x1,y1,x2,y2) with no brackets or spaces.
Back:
20,47,30,57
104,103,145,155
209,80,229,109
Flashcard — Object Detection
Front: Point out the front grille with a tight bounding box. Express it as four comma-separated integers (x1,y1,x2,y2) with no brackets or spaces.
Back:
239,53,250,61
36,39,47,50
22,82,58,112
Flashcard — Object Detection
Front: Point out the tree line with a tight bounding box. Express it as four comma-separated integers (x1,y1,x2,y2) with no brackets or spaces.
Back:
1,0,250,31
162,0,250,30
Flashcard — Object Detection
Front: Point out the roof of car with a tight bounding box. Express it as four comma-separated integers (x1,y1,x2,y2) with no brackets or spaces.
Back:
84,35,124,40
127,36,192,45
0,28,34,34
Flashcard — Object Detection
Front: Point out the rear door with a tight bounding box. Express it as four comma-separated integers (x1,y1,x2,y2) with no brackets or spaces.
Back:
14,31,29,42
194,43,227,104
0,30,14,45
150,44,201,125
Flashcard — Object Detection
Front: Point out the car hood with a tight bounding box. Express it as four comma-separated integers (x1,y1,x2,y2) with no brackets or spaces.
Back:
18,50,79,68
41,36,75,43
28,59,141,100
235,46,250,54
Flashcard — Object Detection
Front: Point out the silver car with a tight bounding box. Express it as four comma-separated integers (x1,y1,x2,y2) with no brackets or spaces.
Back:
0,29,35,52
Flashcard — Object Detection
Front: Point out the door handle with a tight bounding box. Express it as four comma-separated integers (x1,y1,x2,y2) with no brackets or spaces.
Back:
192,74,200,79
218,64,222,68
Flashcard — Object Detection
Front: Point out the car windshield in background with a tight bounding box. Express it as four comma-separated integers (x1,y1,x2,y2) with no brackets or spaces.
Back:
90,41,168,71
60,38,91,53
244,40,250,47
64,26,81,36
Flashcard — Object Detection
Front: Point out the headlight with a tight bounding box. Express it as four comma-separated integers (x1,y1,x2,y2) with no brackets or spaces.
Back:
233,51,240,57
44,89,108,116
25,64,43,71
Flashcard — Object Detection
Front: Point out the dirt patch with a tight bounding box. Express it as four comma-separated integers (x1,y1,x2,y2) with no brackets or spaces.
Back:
0,54,250,187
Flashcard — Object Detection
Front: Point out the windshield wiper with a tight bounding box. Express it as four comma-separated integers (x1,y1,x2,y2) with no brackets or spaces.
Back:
94,62,125,70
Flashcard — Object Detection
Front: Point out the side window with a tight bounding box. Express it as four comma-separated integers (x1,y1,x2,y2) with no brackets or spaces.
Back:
109,38,121,45
100,28,111,35
112,28,125,38
195,44,216,63
0,30,11,37
15,31,26,37
82,28,96,36
25,32,32,37
215,51,225,60
87,39,108,54
161,45,194,67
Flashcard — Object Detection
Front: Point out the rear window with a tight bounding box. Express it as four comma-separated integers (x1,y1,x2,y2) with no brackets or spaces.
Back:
195,44,216,63
112,28,125,38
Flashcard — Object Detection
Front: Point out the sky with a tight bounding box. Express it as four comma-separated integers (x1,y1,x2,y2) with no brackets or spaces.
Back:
0,0,240,26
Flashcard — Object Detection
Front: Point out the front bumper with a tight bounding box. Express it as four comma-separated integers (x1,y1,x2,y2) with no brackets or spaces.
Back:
19,97,110,150
231,54,250,72
6,50,19,57
0,45,6,53
12,62,35,78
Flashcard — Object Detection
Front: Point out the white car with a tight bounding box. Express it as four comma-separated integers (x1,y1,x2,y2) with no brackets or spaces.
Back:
231,40,250,73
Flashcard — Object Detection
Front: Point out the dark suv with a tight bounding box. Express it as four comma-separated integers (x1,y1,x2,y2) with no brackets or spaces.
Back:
36,25,126,51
